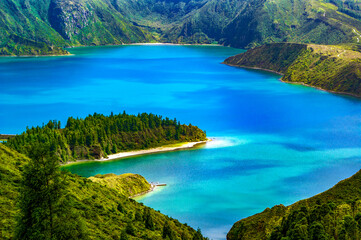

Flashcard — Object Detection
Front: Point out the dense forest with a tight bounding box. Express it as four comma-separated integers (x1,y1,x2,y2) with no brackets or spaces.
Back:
227,169,361,240
0,142,208,240
5,112,206,163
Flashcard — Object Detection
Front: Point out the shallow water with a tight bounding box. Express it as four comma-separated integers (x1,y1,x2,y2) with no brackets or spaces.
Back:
1,45,361,239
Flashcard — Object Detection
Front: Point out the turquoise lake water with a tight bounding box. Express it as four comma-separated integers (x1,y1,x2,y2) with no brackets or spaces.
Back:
1,45,361,239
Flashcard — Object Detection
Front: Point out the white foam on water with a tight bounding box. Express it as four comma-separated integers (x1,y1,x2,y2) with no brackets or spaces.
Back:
205,136,249,149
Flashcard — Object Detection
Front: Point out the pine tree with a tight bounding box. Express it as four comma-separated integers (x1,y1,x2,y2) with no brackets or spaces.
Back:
15,143,87,240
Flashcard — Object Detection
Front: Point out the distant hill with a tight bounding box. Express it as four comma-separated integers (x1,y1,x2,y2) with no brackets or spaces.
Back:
3,0,361,55
224,42,361,97
0,143,208,240
227,169,361,240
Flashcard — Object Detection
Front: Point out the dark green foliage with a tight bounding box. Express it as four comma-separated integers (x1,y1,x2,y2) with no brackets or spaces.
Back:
227,169,361,240
6,112,206,163
0,143,208,240
119,230,128,240
125,222,135,236
144,208,155,230
163,221,176,240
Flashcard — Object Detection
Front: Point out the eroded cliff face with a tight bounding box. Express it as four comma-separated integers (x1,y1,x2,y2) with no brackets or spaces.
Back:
48,0,93,40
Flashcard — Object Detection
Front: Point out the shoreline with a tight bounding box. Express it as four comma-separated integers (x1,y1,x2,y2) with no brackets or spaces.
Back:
61,139,210,166
223,63,361,99
0,42,225,58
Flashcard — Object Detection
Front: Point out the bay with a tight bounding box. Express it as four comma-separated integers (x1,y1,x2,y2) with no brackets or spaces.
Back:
1,45,361,239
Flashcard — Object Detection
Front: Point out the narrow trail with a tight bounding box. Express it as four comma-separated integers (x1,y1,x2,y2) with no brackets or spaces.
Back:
353,28,361,43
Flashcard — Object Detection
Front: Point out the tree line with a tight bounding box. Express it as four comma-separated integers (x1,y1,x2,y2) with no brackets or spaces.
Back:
5,112,207,163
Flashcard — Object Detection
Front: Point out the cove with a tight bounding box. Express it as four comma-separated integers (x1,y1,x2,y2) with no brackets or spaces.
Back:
1,45,361,239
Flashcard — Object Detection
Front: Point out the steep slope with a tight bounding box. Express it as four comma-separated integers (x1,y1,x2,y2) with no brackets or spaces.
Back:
0,0,154,56
224,43,361,97
0,144,28,239
154,0,361,47
0,143,207,240
227,169,361,240
47,0,154,46
3,0,361,55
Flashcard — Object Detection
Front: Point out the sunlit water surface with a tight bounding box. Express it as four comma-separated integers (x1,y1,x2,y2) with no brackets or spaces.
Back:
1,45,361,239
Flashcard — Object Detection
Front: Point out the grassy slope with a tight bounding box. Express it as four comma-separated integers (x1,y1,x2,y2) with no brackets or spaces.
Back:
89,173,151,198
227,169,361,240
224,42,361,97
0,144,28,240
0,143,206,240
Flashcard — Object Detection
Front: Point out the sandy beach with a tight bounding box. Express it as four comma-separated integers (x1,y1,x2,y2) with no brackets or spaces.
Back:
62,139,210,166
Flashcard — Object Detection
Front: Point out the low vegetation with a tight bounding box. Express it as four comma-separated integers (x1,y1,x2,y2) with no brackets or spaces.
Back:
224,43,361,97
5,112,206,163
227,169,361,240
89,173,151,198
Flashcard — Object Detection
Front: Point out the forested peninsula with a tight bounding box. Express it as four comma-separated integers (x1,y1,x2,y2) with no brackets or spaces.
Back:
227,169,361,240
224,43,361,97
5,112,206,163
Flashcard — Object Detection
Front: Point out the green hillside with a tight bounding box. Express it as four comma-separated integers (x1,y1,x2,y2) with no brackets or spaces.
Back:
224,42,361,97
0,35,69,56
3,0,361,55
227,169,361,240
0,143,207,240
89,173,152,198
5,112,207,163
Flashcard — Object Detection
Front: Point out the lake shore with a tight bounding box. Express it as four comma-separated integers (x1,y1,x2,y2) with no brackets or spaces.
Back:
61,139,211,166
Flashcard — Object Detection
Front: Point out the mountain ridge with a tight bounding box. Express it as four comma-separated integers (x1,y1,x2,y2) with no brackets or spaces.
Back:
3,0,361,55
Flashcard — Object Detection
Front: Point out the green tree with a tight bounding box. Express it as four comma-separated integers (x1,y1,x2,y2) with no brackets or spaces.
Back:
119,230,128,240
163,221,175,239
15,143,86,240
144,208,154,230
125,222,135,236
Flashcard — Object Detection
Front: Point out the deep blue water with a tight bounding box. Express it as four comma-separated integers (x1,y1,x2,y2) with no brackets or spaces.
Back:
1,45,361,239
